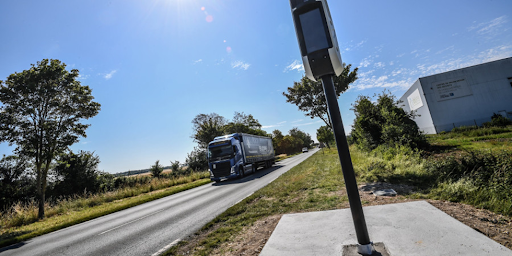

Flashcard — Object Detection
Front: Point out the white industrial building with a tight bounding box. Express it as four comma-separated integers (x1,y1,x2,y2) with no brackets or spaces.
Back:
399,57,512,134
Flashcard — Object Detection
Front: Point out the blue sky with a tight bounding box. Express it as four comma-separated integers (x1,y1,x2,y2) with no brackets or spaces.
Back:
1,0,511,173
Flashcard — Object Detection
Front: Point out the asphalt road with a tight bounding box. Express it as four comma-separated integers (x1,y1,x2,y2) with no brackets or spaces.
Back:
0,149,318,256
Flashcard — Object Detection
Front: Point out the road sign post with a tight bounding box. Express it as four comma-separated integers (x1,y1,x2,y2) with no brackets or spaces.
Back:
289,0,374,254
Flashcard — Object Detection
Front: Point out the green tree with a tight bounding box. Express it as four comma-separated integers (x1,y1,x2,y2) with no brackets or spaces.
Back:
289,127,313,149
316,125,334,148
271,130,284,154
0,155,33,209
0,59,101,219
223,112,267,136
170,160,180,174
283,64,358,127
278,135,303,155
150,160,164,178
351,91,427,151
52,151,101,197
191,113,227,148
186,147,208,172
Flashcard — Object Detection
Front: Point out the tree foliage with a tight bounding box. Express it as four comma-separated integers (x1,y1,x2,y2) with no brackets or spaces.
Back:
316,125,334,148
186,147,208,172
150,160,164,178
0,155,33,210
350,91,427,151
0,59,101,218
170,160,180,174
191,113,227,148
271,128,312,155
283,64,358,127
223,112,266,136
289,127,313,148
482,113,512,128
52,151,101,197
191,112,268,148
271,130,284,153
278,135,303,155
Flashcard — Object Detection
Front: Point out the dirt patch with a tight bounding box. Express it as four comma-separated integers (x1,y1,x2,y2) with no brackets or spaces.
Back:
173,182,512,255
428,200,512,249
209,215,282,256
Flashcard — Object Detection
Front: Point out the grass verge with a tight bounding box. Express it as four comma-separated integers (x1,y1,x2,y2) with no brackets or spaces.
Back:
0,174,211,248
165,149,349,255
166,142,512,255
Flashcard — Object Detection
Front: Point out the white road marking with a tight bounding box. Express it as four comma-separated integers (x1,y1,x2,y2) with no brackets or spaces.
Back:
151,238,182,256
98,209,165,235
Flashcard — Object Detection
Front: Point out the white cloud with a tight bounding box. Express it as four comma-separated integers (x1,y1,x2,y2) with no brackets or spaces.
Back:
352,73,413,91
291,119,303,123
343,40,367,52
413,44,512,77
468,16,508,36
359,57,372,68
356,40,366,47
294,120,323,126
262,121,287,129
262,124,281,129
78,74,90,80
284,60,304,72
435,45,455,55
104,70,117,80
374,62,385,68
193,59,203,64
391,68,407,77
231,61,250,70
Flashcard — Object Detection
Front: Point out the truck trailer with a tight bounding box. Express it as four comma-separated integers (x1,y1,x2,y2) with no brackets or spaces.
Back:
207,133,275,182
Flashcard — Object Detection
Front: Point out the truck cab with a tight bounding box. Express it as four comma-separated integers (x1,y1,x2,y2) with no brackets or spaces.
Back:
208,134,249,181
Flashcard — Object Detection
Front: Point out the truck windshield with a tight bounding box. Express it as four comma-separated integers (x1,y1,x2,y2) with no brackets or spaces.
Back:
208,145,233,160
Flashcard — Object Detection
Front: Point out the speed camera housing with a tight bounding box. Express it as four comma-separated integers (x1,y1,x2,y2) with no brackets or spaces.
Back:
290,0,343,81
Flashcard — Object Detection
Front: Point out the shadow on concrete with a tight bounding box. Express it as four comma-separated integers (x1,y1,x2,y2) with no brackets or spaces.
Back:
211,165,284,186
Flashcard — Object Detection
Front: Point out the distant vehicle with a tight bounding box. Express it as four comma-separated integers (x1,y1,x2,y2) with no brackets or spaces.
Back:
302,147,308,153
208,133,275,182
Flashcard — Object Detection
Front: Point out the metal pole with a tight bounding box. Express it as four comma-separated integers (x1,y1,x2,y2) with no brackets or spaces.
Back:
320,75,373,254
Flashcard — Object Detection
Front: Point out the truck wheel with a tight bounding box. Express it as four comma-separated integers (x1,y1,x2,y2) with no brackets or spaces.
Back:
239,167,245,178
252,164,257,173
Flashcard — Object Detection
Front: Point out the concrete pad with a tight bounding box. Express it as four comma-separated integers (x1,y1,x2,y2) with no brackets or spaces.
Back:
260,201,511,256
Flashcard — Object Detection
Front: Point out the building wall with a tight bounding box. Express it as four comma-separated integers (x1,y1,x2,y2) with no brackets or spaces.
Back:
399,79,436,134
400,57,512,134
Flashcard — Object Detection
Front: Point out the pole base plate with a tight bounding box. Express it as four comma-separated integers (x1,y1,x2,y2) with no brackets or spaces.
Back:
342,242,390,256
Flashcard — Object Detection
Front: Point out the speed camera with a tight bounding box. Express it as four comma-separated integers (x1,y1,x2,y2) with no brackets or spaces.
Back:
290,0,343,81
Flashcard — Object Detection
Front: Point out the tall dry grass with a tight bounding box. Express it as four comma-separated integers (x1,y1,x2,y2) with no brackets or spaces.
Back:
0,171,209,230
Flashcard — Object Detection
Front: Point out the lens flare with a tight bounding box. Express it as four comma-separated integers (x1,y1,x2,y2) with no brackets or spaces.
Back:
205,15,213,22
201,7,205,11
226,46,232,53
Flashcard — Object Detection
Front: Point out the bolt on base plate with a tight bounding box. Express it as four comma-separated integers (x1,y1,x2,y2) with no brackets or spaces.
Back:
342,242,390,256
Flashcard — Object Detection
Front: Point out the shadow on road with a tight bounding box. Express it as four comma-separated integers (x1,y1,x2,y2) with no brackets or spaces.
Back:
0,241,27,253
211,165,284,186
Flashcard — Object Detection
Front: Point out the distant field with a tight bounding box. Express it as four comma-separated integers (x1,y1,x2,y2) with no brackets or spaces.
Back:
129,168,178,177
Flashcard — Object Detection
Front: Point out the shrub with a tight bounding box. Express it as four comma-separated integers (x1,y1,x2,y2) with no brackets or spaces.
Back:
425,150,512,215
350,91,428,151
452,126,478,133
150,160,164,178
491,113,512,127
